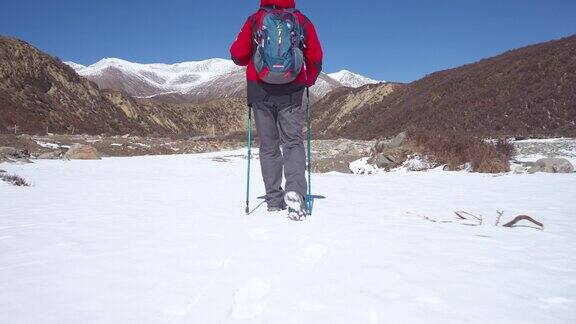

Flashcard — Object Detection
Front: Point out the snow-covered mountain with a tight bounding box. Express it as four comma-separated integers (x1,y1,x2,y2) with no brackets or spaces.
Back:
66,58,241,101
64,61,87,71
66,58,380,103
328,70,382,88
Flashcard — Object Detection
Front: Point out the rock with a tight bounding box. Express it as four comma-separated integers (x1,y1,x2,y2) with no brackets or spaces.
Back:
333,139,362,157
0,147,19,156
442,162,472,172
528,158,574,174
314,155,358,174
372,132,407,154
364,132,411,171
368,154,396,169
37,150,62,160
0,146,32,163
64,144,101,160
388,131,407,148
311,139,374,173
368,146,411,171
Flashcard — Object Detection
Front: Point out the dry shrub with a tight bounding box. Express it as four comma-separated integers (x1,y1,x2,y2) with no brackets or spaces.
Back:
407,129,514,173
0,173,30,186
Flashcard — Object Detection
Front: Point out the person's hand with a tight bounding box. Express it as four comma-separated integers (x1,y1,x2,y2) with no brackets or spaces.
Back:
305,79,316,88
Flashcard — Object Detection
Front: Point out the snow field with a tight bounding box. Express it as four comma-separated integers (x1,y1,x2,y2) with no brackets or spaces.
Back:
1,150,575,323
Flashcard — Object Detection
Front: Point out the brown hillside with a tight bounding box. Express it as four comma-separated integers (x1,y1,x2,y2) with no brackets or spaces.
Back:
313,35,576,139
0,36,247,136
312,82,404,136
0,36,139,135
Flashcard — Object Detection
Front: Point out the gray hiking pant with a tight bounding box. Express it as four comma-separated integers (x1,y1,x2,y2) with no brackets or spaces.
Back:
252,101,307,208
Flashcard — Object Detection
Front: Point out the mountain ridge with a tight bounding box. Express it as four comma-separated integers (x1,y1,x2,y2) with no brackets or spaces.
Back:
65,58,381,103
313,34,576,139
327,70,382,88
0,36,247,136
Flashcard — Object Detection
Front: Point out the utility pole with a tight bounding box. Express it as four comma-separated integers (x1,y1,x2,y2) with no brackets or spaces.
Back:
13,124,19,134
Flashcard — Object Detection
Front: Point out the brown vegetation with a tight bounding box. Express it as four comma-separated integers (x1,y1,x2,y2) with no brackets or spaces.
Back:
407,130,514,173
0,171,29,186
502,215,544,229
423,211,544,230
313,35,576,139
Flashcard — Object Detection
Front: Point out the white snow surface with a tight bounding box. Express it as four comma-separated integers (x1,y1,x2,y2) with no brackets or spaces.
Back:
63,61,86,71
328,69,382,88
1,150,575,323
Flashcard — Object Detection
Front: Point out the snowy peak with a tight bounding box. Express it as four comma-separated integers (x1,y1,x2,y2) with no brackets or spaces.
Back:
65,58,241,98
328,70,382,88
65,58,383,101
64,61,86,71
69,57,238,83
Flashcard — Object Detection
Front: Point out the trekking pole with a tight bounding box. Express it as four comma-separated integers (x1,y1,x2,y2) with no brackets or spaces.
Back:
245,105,253,215
306,87,313,215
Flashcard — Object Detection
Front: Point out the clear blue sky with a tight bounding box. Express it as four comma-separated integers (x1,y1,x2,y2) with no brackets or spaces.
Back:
1,0,575,82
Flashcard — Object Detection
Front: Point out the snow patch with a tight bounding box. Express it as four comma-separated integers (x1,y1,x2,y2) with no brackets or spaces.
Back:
34,140,60,149
349,157,381,174
328,69,382,87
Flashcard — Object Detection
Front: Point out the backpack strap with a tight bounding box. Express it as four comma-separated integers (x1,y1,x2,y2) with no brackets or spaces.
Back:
251,14,258,45
250,9,267,45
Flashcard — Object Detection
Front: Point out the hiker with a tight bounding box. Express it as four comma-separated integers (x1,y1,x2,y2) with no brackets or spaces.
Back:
230,0,323,220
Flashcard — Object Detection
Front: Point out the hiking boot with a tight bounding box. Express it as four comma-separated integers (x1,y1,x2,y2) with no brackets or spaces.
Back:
284,191,307,221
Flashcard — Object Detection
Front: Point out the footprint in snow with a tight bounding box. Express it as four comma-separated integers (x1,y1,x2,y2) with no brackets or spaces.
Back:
230,277,271,320
472,256,497,265
299,302,327,312
415,296,442,305
299,243,328,264
248,227,271,241
539,297,573,305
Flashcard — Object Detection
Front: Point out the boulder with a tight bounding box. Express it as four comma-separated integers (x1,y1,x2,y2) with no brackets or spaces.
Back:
371,132,407,154
368,154,397,169
37,150,62,160
0,146,32,163
314,155,358,174
312,139,374,174
367,132,411,171
528,158,574,174
64,144,101,160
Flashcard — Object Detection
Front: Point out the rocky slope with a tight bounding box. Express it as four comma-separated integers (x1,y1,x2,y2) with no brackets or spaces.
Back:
0,36,138,135
313,35,576,139
0,36,247,136
312,82,404,138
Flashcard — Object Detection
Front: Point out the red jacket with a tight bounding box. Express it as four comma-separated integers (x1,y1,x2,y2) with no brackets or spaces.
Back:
230,0,323,88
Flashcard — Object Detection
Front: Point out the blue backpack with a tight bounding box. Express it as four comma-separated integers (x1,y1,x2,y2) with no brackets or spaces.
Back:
252,7,305,84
